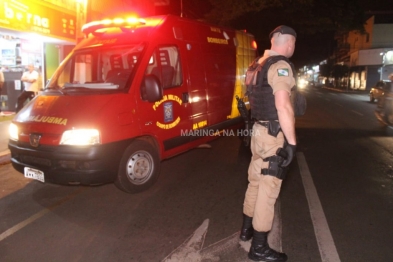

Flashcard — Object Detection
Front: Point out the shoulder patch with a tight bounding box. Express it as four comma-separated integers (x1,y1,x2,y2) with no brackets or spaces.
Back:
277,68,289,76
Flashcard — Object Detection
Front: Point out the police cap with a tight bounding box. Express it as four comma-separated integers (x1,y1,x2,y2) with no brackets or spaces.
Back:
269,25,297,39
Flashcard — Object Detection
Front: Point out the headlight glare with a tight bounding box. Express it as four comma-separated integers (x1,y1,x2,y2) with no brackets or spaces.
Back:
60,129,101,145
9,123,19,141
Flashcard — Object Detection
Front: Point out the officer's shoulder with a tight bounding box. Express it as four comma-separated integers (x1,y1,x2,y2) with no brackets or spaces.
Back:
274,58,291,66
269,59,291,71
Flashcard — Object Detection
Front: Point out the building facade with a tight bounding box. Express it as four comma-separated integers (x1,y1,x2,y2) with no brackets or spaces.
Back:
335,15,393,90
0,0,164,112
0,0,79,111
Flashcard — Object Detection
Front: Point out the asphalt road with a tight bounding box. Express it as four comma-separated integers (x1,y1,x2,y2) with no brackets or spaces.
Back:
1,86,393,261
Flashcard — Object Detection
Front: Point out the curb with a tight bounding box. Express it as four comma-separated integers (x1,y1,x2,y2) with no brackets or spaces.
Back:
321,86,368,94
0,149,10,165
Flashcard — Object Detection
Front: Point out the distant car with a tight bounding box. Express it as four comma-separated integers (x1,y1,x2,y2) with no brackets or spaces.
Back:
375,81,393,126
297,78,308,89
370,80,390,103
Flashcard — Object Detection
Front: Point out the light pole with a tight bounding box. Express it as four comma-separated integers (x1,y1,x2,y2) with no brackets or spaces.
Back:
380,51,386,80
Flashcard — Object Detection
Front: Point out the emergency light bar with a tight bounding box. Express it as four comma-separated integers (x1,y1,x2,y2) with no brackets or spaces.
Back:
252,40,258,50
82,17,146,36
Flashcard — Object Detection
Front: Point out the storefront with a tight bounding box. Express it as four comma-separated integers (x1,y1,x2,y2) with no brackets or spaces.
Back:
381,50,393,81
0,0,80,112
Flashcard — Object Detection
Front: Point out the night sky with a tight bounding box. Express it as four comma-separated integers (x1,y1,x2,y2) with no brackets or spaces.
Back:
156,0,392,68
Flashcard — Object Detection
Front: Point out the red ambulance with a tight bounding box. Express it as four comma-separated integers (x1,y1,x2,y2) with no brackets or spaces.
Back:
8,15,257,193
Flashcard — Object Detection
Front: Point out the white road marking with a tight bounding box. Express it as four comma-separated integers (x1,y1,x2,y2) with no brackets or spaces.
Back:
297,152,341,262
0,187,85,242
162,201,284,261
201,232,240,261
162,219,209,261
351,110,363,116
0,208,50,241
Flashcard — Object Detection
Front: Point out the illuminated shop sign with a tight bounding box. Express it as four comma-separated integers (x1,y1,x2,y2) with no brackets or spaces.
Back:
385,51,393,66
0,0,76,42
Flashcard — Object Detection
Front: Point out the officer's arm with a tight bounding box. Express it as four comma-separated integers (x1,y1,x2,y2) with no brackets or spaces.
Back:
275,90,296,145
269,60,296,145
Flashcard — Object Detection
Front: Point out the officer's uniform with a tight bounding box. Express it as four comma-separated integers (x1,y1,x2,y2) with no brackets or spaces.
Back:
243,49,296,232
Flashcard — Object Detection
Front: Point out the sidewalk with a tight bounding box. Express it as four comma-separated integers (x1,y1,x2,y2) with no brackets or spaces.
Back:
0,112,14,165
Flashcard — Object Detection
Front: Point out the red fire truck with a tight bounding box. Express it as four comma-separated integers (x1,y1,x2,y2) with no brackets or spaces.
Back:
8,14,257,193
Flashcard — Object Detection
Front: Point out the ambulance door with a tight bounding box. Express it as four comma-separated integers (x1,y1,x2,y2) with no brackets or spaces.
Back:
137,45,191,152
184,43,208,130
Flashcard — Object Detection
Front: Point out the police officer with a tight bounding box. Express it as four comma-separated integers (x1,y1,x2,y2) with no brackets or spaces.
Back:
240,25,297,262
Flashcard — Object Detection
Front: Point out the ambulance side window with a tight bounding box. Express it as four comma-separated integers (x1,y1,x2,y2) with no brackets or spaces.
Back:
145,46,182,89
74,54,94,83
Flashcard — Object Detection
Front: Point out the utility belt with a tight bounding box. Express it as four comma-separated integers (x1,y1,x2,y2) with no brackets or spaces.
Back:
253,119,281,137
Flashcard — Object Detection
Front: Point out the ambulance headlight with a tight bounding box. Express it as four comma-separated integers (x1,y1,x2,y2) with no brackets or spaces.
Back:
60,129,101,145
9,123,19,141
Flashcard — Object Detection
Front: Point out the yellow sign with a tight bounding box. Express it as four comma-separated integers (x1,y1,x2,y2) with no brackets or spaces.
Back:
207,37,228,45
0,0,76,42
152,94,182,111
193,120,207,130
27,115,68,125
157,116,180,130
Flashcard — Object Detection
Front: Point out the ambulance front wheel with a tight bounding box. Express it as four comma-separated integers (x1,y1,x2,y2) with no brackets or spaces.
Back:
115,140,160,193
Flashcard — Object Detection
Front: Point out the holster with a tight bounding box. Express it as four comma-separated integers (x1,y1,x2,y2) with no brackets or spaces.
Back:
261,155,288,180
268,120,281,137
256,120,281,137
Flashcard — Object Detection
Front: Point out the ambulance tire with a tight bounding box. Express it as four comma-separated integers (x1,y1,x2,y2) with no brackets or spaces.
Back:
115,140,160,193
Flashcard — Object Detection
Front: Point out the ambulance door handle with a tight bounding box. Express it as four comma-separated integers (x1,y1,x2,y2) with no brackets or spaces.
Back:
182,92,189,103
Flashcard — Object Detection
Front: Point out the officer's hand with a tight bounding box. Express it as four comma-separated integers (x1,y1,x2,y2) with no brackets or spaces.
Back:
281,144,296,167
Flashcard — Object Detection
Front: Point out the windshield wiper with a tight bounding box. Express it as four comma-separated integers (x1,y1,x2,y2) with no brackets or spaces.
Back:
45,87,66,95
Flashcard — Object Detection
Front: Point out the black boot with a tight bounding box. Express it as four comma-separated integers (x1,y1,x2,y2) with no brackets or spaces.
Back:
248,230,287,261
239,214,254,241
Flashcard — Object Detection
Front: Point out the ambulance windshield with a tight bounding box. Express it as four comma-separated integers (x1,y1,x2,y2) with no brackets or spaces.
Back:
46,45,144,91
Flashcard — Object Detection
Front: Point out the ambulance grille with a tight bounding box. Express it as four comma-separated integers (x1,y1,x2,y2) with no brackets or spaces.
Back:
20,155,52,167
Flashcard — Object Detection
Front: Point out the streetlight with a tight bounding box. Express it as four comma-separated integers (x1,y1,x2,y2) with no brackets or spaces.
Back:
380,51,385,80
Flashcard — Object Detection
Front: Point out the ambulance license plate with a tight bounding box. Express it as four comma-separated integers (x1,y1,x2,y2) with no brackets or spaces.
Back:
24,167,45,183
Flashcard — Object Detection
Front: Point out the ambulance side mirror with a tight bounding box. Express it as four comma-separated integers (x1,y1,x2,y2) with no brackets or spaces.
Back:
141,74,163,102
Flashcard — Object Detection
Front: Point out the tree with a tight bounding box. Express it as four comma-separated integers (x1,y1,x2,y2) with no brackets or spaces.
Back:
206,0,365,33
331,64,349,88
319,63,332,78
